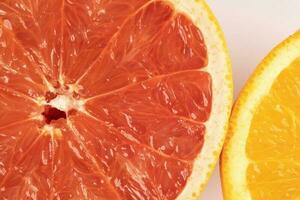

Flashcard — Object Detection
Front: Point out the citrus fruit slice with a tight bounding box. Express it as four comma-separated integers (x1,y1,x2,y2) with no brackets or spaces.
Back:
222,31,300,200
0,0,232,199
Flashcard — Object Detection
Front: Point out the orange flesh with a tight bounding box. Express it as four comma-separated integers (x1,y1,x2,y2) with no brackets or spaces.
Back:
246,58,300,199
0,0,212,199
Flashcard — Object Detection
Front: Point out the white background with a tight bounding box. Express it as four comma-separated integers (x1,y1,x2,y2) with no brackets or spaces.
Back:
200,1,300,199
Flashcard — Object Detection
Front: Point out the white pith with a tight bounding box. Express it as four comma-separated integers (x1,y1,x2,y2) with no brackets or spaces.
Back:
48,95,74,112
166,0,233,199
48,94,84,113
222,32,300,200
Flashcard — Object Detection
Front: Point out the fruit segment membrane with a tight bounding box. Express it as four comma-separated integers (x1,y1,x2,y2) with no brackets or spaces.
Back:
246,58,300,199
0,0,212,199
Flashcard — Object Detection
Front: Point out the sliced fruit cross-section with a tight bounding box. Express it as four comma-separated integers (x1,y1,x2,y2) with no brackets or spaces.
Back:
222,31,300,200
0,0,232,199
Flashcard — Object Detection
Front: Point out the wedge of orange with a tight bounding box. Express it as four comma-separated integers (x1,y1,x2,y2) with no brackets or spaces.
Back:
222,31,300,200
0,0,232,199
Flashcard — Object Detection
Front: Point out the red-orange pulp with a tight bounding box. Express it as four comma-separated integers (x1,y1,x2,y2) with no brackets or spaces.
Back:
0,0,212,199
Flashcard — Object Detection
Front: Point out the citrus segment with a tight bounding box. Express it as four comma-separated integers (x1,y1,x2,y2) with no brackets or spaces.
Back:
0,88,39,127
0,0,232,199
84,71,211,161
0,121,55,198
61,0,151,83
0,17,46,97
69,114,192,199
76,1,207,96
0,0,64,82
0,121,37,185
0,121,121,199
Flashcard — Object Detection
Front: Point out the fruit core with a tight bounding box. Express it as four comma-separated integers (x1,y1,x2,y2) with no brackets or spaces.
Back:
41,85,85,124
42,105,66,124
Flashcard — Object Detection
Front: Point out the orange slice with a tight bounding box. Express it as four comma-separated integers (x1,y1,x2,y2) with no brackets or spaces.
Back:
222,31,300,200
0,0,232,199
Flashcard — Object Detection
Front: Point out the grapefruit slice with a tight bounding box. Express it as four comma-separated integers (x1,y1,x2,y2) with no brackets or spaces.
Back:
0,0,232,199
222,31,300,200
